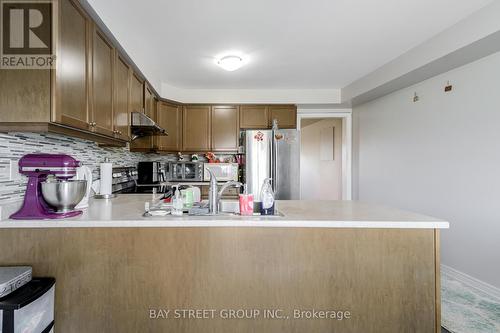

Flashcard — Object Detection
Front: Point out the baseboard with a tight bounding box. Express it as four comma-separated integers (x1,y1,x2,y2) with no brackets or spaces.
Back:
442,264,500,301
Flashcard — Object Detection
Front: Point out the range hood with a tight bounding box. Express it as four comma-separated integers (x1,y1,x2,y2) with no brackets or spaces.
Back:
130,111,167,140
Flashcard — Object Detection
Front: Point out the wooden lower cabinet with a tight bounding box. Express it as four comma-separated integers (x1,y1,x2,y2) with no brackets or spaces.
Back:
157,102,182,151
182,105,211,151
211,105,239,152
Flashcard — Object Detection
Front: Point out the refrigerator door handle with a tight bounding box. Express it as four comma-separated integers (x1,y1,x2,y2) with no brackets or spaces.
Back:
272,132,278,194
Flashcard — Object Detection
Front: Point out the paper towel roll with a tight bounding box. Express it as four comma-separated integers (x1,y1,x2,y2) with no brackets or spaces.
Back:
99,162,113,195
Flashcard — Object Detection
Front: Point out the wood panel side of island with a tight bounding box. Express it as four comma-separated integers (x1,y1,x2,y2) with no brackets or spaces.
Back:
0,228,440,333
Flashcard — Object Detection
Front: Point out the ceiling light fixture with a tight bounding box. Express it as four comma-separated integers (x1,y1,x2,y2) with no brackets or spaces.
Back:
216,55,245,71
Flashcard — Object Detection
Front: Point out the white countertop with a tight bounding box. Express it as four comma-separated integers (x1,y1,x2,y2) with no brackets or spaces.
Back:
0,194,449,229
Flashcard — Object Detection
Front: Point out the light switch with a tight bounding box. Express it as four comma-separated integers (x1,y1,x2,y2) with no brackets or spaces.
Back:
9,159,21,181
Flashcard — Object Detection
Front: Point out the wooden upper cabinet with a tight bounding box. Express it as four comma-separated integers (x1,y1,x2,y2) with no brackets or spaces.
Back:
144,84,155,119
91,27,114,137
54,0,89,130
130,73,144,113
182,105,211,151
211,106,239,151
239,105,269,129
157,102,182,152
113,53,130,141
269,105,297,129
129,74,152,151
151,98,159,150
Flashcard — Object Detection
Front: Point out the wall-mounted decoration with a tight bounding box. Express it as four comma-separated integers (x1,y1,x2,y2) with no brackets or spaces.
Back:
320,127,335,161
445,81,453,92
413,92,420,102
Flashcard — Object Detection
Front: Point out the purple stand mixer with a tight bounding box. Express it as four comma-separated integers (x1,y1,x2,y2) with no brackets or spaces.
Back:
10,154,84,220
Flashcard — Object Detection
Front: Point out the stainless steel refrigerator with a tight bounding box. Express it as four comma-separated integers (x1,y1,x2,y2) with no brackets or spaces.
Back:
244,129,300,201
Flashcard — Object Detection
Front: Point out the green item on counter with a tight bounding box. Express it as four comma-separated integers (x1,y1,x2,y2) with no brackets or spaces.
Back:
181,189,194,208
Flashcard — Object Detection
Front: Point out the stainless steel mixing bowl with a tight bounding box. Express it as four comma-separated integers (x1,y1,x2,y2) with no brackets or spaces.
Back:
41,179,87,212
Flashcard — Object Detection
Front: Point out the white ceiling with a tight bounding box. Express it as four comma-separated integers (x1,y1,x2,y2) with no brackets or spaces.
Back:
87,0,492,92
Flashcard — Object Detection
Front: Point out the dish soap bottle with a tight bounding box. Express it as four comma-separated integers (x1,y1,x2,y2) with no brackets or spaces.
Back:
239,184,254,216
260,178,275,215
172,185,184,216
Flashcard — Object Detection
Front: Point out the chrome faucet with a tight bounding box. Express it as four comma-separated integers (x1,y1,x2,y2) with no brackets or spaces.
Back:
207,169,218,214
207,169,242,214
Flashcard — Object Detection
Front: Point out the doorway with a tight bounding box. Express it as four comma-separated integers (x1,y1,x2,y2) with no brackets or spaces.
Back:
297,111,352,200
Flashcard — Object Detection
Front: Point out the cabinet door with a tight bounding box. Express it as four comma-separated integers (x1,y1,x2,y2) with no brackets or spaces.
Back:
211,105,239,151
54,0,89,130
130,73,144,113
157,102,182,151
151,98,159,150
91,28,114,136
113,53,130,141
269,105,297,129
144,84,154,119
239,105,269,129
130,73,152,150
182,105,211,152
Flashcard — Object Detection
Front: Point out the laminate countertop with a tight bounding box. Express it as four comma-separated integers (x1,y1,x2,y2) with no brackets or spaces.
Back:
0,194,449,229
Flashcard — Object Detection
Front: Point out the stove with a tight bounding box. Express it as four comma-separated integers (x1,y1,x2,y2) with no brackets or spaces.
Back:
111,167,170,195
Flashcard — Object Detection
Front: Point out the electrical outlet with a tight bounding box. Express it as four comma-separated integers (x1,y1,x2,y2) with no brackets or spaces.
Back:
9,159,21,181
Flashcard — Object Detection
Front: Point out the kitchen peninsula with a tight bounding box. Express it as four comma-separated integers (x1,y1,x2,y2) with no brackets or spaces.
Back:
0,195,448,333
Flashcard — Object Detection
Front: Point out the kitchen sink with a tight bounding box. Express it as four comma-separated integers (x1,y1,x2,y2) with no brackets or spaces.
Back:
187,200,283,217
219,200,240,214
219,200,284,217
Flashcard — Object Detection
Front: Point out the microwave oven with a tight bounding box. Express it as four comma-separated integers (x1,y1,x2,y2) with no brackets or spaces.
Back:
166,162,204,181
203,163,239,182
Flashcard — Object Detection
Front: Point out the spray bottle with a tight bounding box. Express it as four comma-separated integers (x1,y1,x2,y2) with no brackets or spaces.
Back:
172,184,184,216
260,178,275,215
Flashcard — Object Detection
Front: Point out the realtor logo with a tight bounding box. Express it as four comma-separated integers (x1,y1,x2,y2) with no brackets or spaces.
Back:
1,0,56,69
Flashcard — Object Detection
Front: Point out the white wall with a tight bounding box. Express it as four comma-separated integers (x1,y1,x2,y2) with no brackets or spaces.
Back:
161,83,341,104
353,51,500,288
343,0,500,103
300,119,343,200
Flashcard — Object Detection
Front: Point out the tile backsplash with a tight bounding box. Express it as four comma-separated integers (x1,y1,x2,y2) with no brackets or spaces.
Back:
0,132,159,204
0,132,237,205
